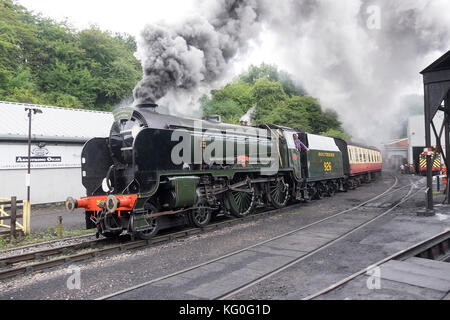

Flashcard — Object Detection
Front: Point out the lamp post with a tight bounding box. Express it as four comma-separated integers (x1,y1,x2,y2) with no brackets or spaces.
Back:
24,107,42,204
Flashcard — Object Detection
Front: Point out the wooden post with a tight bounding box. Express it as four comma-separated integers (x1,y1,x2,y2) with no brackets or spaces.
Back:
23,200,31,235
10,196,16,240
58,216,62,237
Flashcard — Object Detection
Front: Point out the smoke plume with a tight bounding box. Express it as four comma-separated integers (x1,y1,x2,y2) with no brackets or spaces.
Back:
133,0,261,110
254,0,450,143
133,0,450,144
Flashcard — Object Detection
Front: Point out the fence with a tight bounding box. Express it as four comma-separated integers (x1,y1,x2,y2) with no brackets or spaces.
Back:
0,197,30,239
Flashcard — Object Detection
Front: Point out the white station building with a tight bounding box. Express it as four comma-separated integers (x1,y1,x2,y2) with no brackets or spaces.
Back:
0,101,114,204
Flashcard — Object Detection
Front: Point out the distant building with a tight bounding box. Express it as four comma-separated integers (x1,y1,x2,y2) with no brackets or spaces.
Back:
407,112,446,172
383,138,408,170
0,101,114,204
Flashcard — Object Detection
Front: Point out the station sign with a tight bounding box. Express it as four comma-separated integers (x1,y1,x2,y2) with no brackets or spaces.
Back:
0,143,81,170
15,156,62,163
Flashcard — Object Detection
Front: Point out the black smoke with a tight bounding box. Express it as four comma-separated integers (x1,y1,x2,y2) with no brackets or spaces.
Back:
133,0,261,107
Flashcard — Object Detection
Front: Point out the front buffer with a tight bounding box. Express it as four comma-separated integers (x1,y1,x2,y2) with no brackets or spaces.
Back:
66,194,139,238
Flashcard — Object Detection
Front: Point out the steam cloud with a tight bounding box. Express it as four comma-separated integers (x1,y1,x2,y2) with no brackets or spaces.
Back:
133,0,261,108
262,0,450,143
133,0,450,144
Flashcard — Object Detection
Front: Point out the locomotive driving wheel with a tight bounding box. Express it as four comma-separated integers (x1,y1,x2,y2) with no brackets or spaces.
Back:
99,210,123,238
225,176,256,218
268,178,289,209
326,181,336,197
305,184,316,201
189,207,212,228
314,182,325,199
134,203,159,240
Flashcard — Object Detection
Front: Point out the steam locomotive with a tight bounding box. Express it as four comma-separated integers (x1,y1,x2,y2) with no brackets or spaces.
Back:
66,103,382,239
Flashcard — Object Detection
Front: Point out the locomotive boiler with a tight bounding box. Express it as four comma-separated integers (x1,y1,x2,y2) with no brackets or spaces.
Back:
66,103,382,239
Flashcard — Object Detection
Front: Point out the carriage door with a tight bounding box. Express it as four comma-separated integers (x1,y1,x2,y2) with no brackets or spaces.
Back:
283,131,301,180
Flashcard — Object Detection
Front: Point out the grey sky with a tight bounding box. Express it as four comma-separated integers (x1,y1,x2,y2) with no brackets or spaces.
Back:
16,0,450,143
17,0,275,75
18,0,196,36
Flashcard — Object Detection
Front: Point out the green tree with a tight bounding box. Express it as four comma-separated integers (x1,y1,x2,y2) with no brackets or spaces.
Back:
240,63,306,97
269,96,312,131
0,1,141,110
201,95,243,125
201,64,345,137
320,128,350,141
252,77,288,122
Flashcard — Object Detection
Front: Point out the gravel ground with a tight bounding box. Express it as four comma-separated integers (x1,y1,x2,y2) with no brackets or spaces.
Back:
28,205,85,231
231,180,450,300
0,172,433,300
0,233,97,259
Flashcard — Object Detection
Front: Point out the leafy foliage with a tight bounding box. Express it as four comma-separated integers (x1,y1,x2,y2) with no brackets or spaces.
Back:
203,64,348,137
0,0,141,110
320,128,350,141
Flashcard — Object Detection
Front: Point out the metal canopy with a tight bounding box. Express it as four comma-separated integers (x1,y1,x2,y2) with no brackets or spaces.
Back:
420,50,450,212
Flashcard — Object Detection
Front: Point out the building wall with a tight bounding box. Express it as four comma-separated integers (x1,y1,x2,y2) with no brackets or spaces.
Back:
407,112,446,164
0,141,86,204
0,167,85,204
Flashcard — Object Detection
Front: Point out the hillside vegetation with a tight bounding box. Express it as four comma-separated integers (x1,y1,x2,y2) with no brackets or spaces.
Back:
202,64,349,138
0,0,349,139
0,0,140,110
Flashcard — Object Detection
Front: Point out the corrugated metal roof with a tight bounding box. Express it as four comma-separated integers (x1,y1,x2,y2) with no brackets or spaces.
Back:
0,101,114,142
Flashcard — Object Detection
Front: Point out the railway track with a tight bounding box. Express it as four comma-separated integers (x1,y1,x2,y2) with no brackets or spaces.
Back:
303,228,450,300
94,174,423,300
0,173,410,282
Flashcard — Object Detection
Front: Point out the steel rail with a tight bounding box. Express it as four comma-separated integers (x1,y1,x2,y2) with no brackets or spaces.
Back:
0,233,97,255
0,174,401,281
0,174,400,266
96,174,403,300
217,179,420,300
302,228,450,300
0,210,292,279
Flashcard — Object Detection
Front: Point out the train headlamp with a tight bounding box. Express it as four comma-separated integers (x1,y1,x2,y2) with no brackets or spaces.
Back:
102,178,112,193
